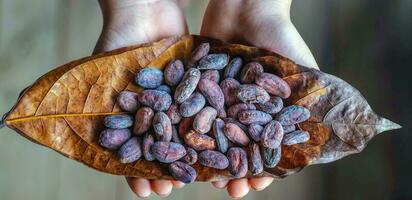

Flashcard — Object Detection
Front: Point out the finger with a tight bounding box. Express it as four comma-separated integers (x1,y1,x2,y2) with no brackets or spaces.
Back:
248,177,274,191
126,177,152,198
212,180,229,189
171,180,186,188
227,179,250,199
151,180,173,197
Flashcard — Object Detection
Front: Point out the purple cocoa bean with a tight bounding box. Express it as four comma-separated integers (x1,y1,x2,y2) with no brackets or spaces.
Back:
197,54,229,70
104,114,133,129
275,105,311,125
198,78,226,118
240,62,264,84
198,150,229,169
151,141,187,163
213,118,229,153
178,117,195,138
174,68,201,103
116,91,139,112
166,104,182,124
261,120,284,148
138,89,172,111
201,70,220,83
261,146,281,168
142,132,155,161
193,106,217,134
135,67,163,89
180,147,198,165
224,57,243,78
227,147,248,178
282,124,296,133
220,78,241,106
187,43,210,68
152,112,172,142
256,96,283,114
183,130,216,151
282,130,310,145
223,118,248,133
224,123,250,146
238,110,272,125
118,137,142,164
171,125,183,144
248,142,263,175
255,72,291,99
99,128,131,150
156,85,172,94
179,92,206,117
236,84,270,104
164,59,184,86
169,161,197,183
228,103,256,118
248,124,264,142
133,107,154,135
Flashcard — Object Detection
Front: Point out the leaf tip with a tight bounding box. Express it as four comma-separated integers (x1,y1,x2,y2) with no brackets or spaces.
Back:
1,111,10,129
378,117,402,134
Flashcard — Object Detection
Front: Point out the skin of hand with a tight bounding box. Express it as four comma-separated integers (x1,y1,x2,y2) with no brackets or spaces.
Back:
94,0,318,199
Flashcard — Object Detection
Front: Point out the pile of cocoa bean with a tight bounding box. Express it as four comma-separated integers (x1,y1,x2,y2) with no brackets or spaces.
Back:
99,43,311,183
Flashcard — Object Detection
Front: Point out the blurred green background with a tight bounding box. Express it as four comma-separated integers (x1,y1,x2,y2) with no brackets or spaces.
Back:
0,0,410,199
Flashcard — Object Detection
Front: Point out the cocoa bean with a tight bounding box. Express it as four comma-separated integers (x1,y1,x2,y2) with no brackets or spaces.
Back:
180,147,198,165
212,118,229,153
255,72,291,98
198,150,229,169
183,130,216,151
142,132,155,161
104,114,133,129
261,146,281,168
116,91,139,112
197,54,229,70
166,103,182,124
220,78,241,106
201,70,220,83
155,84,172,94
118,137,142,164
282,124,296,133
224,57,243,78
198,78,226,117
248,124,264,142
178,116,195,138
164,59,184,86
151,141,187,163
138,89,172,111
275,105,310,125
240,62,264,84
282,130,310,145
193,106,217,134
261,120,284,148
174,68,201,103
238,110,272,125
248,142,263,175
256,96,283,114
224,123,250,146
133,107,154,135
228,103,256,118
236,84,270,104
152,112,172,142
99,128,131,150
171,125,183,144
223,118,248,133
169,161,197,183
227,147,248,178
179,92,206,117
135,67,163,89
187,43,210,68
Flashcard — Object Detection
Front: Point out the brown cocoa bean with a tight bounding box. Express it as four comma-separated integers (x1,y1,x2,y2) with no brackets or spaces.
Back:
240,62,264,84
174,68,201,103
133,107,154,135
116,91,139,112
193,106,217,134
261,120,284,149
256,96,283,114
238,110,272,125
152,112,172,142
198,150,229,169
104,114,133,129
138,89,172,111
151,141,187,163
220,78,241,106
224,57,243,78
224,123,250,146
228,103,256,118
187,43,210,68
248,142,263,175
178,116,195,138
201,70,220,83
282,130,310,145
213,118,229,153
275,105,310,125
198,78,226,117
169,161,197,183
99,128,131,150
179,92,206,117
255,72,291,98
118,137,142,164
183,130,216,151
248,124,264,142
164,59,185,86
197,54,229,70
227,147,248,178
166,103,182,124
236,84,270,104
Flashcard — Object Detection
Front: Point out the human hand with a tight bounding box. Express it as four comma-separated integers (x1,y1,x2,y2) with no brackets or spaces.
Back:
200,0,318,198
93,0,188,198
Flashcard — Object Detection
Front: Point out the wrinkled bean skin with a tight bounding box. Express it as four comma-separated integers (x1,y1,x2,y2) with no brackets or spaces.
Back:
261,120,284,148
236,84,270,104
152,112,172,142
198,150,229,169
174,68,201,103
166,104,182,125
118,137,142,164
201,70,220,83
135,67,163,89
151,141,187,163
133,107,154,135
156,85,172,94
180,147,198,165
261,146,281,168
275,105,311,125
224,57,243,78
179,92,206,117
238,110,273,125
223,118,248,133
183,130,216,151
193,106,217,134
142,133,155,161
220,78,241,106
138,90,172,111
248,124,264,142
197,54,229,70
224,123,250,146
187,43,210,68
169,161,197,183
227,147,248,178
282,124,296,133
178,117,195,138
240,62,264,84
255,72,291,99
248,143,263,175
171,125,183,144
164,59,184,86
213,118,229,153
228,103,256,118
99,129,131,150
282,130,310,145
198,78,226,117
116,91,139,112
257,96,283,114
104,115,133,129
